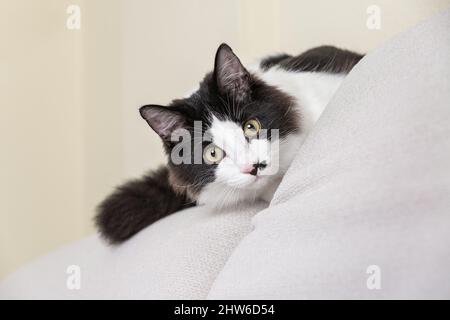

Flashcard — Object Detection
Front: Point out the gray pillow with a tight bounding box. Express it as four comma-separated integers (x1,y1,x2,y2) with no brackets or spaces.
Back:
208,9,450,299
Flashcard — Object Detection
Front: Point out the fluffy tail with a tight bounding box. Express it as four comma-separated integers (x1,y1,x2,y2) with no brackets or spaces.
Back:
95,166,194,244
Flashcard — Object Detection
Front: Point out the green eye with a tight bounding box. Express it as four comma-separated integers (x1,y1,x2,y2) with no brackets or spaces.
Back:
243,119,261,138
203,145,224,164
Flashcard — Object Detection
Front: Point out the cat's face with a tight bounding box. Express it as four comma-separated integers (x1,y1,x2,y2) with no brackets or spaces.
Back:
140,44,300,206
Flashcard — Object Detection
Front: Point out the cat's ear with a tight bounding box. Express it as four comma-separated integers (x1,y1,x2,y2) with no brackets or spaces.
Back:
139,105,187,143
214,43,250,101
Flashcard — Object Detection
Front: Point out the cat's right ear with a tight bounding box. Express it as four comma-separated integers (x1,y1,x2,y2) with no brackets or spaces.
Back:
214,43,250,101
139,105,187,143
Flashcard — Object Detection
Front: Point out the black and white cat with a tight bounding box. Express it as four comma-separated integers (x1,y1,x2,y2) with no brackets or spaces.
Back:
96,44,363,244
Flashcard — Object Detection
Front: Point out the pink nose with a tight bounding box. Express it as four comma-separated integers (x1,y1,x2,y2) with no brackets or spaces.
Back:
241,165,254,174
241,165,258,176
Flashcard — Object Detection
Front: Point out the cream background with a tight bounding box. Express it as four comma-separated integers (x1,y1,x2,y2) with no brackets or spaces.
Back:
1,0,449,279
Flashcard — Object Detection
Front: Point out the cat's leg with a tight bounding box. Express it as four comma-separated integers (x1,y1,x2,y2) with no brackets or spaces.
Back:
95,166,194,244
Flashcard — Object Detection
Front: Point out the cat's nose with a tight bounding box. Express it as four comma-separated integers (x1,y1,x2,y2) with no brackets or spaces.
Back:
241,165,257,175
242,161,267,176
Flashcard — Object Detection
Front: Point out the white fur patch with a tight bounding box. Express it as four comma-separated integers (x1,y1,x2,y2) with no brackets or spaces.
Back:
197,116,285,208
251,66,345,131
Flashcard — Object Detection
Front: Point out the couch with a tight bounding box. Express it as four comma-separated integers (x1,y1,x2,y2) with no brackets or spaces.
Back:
1,9,449,299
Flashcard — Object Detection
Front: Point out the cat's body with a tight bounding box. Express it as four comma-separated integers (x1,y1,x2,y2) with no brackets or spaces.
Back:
96,44,363,244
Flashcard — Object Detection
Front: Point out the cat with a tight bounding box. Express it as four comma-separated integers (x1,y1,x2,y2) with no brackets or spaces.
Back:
95,43,363,244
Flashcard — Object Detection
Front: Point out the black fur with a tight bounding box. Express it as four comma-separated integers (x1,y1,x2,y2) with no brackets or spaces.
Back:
95,167,193,244
260,53,292,70
260,46,363,73
96,43,363,244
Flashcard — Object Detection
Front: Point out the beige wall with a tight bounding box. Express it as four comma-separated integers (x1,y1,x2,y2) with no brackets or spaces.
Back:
0,0,86,277
1,0,449,279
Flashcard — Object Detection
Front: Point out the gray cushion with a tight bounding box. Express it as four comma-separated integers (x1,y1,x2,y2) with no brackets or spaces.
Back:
0,202,267,299
208,9,450,299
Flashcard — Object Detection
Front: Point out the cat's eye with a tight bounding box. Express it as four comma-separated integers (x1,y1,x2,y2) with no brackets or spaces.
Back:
243,119,261,138
203,145,224,164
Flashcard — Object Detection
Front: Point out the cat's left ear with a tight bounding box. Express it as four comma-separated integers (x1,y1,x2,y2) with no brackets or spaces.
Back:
214,43,250,101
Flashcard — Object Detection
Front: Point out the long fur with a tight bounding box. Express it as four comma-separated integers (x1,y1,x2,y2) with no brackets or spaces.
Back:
95,167,193,244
